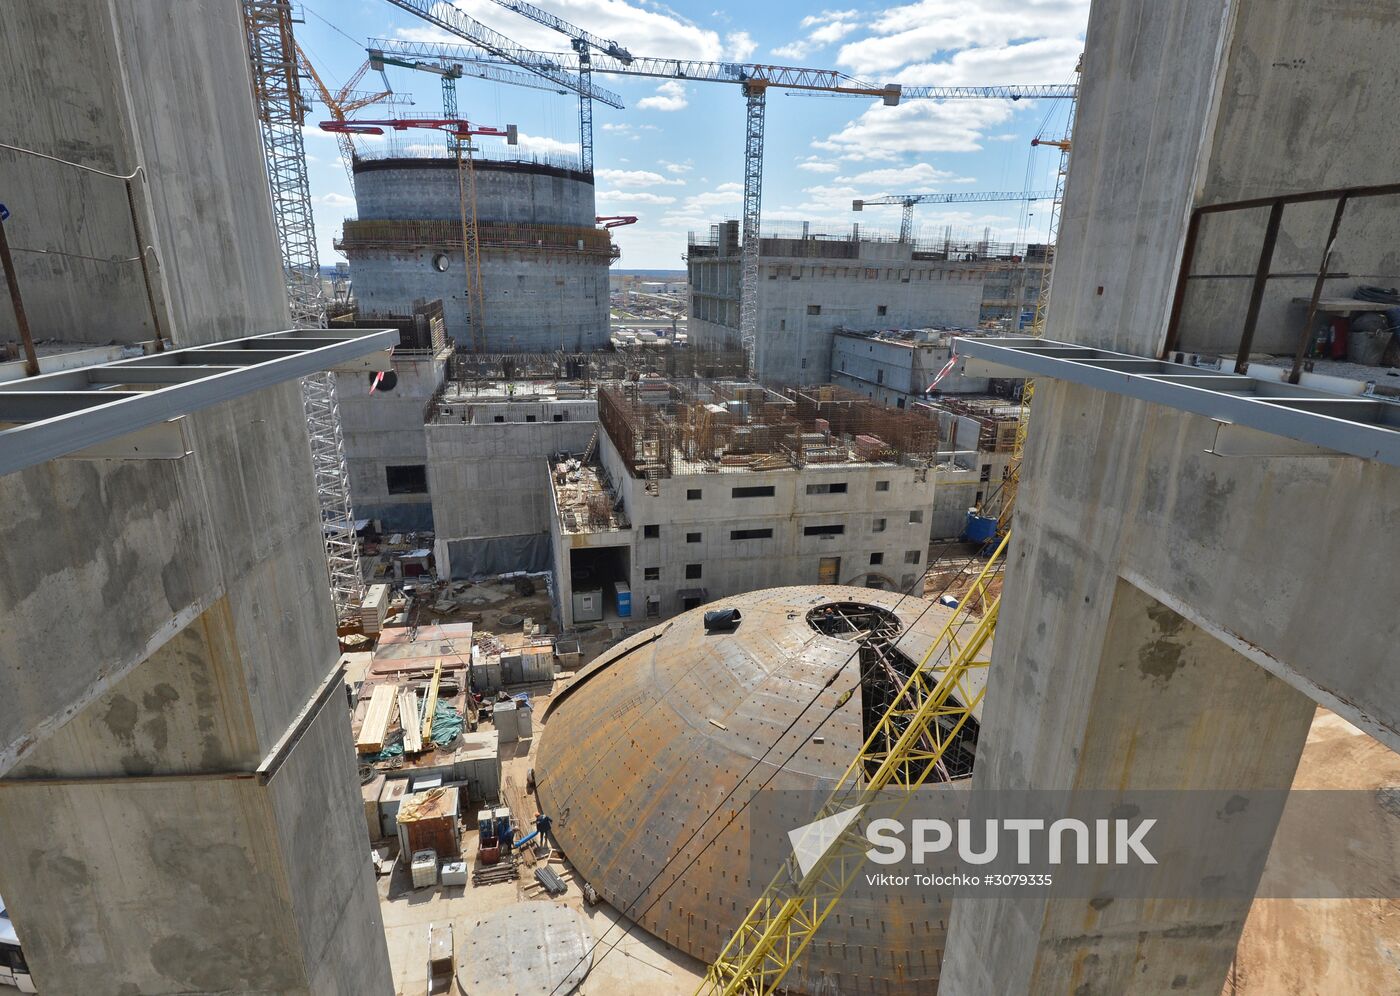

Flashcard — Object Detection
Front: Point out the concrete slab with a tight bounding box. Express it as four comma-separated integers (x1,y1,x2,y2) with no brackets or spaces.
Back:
458,902,592,995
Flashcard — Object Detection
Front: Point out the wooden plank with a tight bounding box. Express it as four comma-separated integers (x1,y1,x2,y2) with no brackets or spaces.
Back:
399,688,423,754
421,658,443,744
356,684,398,753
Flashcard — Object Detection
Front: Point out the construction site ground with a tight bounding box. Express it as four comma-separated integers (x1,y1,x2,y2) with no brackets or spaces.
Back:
377,678,706,996
413,576,631,666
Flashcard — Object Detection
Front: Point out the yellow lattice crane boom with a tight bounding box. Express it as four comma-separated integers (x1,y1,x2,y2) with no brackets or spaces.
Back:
699,537,1008,995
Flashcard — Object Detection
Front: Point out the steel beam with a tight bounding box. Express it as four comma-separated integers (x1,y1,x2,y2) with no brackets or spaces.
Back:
0,327,397,477
954,335,1400,467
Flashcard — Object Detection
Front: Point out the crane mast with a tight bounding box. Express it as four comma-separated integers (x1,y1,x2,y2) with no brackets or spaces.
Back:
240,0,364,616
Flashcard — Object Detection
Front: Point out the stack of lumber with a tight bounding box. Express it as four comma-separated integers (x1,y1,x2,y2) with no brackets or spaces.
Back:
356,684,398,754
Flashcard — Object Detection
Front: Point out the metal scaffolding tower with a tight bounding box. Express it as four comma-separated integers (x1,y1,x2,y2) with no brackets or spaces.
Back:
242,0,365,615
739,83,766,378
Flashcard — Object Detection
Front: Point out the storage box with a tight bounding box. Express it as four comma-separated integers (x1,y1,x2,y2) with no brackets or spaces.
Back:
378,778,409,839
493,701,519,743
362,773,386,841
440,861,468,887
410,849,438,889
397,786,461,859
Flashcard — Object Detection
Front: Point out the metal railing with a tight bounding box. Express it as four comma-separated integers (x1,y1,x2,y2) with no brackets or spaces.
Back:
1163,181,1400,383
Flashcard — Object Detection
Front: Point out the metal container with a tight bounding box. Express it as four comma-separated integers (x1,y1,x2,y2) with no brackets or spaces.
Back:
378,777,410,839
493,700,519,742
517,703,533,739
614,581,632,618
572,588,603,623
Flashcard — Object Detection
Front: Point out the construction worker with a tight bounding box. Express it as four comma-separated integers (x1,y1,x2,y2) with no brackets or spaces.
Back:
533,811,554,851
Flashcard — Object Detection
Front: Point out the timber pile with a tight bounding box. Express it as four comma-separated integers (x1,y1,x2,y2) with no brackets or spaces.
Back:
356,685,398,754
398,689,423,754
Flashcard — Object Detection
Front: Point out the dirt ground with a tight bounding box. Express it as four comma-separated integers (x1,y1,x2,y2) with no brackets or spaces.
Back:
1226,708,1400,994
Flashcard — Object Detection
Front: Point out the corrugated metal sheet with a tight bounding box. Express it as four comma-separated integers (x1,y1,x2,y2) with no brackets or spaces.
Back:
537,586,984,995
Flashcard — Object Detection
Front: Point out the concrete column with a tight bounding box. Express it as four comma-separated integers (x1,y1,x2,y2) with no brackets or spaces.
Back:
940,570,1314,994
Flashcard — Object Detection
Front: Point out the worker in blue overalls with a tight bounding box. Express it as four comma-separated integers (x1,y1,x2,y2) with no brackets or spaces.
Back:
534,811,554,851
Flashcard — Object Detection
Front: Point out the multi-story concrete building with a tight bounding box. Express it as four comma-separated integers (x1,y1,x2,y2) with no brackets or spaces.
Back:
548,383,947,627
687,222,986,385
831,328,1014,405
428,382,597,579
338,157,613,353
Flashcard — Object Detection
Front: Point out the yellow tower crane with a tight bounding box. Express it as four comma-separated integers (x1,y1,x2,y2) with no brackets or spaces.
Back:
701,60,1082,996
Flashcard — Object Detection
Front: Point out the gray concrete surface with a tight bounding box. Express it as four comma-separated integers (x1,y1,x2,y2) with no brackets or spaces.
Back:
344,159,610,353
941,1,1400,993
689,235,986,385
0,3,390,992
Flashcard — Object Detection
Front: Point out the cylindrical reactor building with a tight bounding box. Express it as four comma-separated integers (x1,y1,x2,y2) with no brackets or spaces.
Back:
340,158,612,352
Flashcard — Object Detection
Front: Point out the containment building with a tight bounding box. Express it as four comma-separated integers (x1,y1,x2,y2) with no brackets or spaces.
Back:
339,158,613,353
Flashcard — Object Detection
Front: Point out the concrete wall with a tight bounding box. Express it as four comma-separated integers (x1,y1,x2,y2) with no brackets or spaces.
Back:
348,248,609,354
0,3,390,992
0,1,288,350
688,247,985,385
353,159,596,226
427,400,597,542
942,2,1400,993
831,334,991,401
339,350,448,531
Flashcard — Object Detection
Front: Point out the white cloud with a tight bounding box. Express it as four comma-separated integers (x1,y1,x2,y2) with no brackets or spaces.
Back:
594,167,685,187
771,9,861,63
442,1,724,61
314,192,356,208
894,37,1084,87
514,132,578,157
662,160,693,174
684,181,743,209
839,163,973,187
836,0,1089,77
637,80,688,112
725,30,757,62
597,190,678,205
814,100,1017,159
601,122,658,134
797,157,841,174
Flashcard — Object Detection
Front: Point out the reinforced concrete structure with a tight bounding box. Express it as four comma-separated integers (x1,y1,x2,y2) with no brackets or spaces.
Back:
942,1,1400,993
687,222,986,385
0,2,391,993
339,157,612,353
536,586,981,995
831,327,1012,405
548,382,949,628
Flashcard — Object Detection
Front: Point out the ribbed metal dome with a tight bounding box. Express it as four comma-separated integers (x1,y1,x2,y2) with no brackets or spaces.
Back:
536,585,985,995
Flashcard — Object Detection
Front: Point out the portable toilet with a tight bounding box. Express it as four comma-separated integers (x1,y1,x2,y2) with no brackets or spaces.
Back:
614,581,632,618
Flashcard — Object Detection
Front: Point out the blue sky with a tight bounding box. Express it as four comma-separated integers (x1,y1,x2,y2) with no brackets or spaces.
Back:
295,1,1090,270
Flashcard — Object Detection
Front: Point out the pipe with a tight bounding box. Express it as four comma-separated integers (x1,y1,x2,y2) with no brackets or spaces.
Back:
0,210,39,376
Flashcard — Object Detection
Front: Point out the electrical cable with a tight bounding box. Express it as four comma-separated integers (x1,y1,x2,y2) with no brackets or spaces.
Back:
546,472,1017,993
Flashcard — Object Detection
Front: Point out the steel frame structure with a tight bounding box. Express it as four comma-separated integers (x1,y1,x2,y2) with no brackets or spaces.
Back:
0,328,397,478
853,189,1056,243
242,0,366,614
700,536,1008,995
956,336,1400,466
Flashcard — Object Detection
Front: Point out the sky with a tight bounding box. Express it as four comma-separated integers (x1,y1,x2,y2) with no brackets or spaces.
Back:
295,1,1090,271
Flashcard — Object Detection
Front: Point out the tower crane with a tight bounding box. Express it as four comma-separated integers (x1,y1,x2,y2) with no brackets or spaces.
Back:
368,37,897,378
240,0,364,616
795,82,1077,101
321,116,518,353
474,0,633,175
853,189,1056,243
295,46,412,181
368,50,568,154
376,0,625,160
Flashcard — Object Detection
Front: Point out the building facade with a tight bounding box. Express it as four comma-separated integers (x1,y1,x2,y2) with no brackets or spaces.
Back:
687,222,986,385
831,328,1008,405
340,158,612,353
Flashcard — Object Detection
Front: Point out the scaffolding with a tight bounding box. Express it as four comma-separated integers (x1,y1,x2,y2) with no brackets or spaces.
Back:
242,0,365,615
